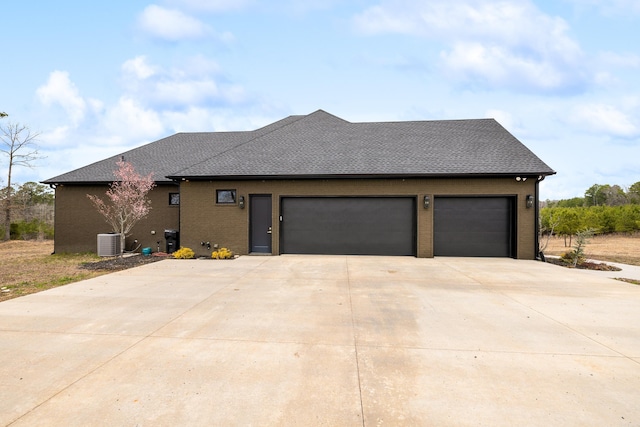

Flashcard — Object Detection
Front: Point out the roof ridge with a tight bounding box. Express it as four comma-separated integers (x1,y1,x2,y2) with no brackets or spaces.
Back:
307,109,351,124
353,117,497,125
168,113,310,178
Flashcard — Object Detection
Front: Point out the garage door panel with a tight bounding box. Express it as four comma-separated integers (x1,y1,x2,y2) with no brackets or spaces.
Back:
434,197,514,257
281,197,416,256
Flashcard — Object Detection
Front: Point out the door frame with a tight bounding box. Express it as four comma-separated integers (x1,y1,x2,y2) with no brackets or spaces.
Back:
433,195,516,258
249,194,272,254
279,195,417,256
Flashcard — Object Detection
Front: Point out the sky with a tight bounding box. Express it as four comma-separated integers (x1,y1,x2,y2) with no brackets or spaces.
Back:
1,0,639,201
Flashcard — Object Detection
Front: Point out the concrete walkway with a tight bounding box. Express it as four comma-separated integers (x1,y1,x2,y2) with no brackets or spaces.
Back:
1,256,639,426
582,258,640,281
545,254,640,281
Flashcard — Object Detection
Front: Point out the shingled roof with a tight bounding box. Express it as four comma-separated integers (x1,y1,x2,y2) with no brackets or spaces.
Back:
43,110,555,184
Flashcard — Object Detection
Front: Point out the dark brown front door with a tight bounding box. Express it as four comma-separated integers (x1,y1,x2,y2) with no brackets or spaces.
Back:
250,195,272,253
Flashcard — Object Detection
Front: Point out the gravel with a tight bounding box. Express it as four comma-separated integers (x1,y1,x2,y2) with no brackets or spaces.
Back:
80,253,169,271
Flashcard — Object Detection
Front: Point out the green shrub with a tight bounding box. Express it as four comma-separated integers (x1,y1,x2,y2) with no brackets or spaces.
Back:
6,220,54,240
560,229,594,267
541,205,640,238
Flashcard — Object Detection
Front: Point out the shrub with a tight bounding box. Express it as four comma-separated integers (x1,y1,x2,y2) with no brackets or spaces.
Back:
560,252,574,264
560,228,594,267
172,247,195,259
6,220,54,240
212,247,234,259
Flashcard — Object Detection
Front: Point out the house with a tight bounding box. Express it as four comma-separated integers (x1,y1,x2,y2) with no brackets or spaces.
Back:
43,110,555,258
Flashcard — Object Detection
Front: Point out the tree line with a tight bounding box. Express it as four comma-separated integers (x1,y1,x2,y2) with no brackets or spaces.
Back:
541,182,640,241
0,181,54,240
544,183,640,208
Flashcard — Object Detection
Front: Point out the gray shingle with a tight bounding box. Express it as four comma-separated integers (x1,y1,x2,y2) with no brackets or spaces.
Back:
43,109,555,184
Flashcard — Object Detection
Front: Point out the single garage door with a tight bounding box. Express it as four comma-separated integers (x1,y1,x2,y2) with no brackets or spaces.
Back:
434,197,515,257
281,197,416,256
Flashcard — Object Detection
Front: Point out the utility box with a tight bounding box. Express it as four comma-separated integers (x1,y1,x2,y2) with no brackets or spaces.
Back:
97,233,121,257
164,229,179,254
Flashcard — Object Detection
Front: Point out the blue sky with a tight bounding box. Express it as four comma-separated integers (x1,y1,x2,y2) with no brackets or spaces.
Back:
1,0,639,200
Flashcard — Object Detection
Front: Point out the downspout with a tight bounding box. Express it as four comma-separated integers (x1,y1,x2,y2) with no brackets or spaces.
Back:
535,177,543,261
48,183,58,254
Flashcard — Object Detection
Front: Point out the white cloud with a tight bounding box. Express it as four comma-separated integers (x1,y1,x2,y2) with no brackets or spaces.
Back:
155,80,221,105
103,97,165,142
564,0,640,15
165,0,251,12
484,109,518,130
598,52,640,68
353,0,587,93
568,103,638,138
118,55,244,110
440,41,583,93
161,107,217,132
122,56,157,80
40,126,72,148
180,55,222,76
36,71,87,125
137,5,213,41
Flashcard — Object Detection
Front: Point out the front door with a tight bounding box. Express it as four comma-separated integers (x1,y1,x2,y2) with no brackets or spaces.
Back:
250,195,272,253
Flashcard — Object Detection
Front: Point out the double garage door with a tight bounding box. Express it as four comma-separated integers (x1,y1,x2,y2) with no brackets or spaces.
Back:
279,196,514,257
280,197,416,256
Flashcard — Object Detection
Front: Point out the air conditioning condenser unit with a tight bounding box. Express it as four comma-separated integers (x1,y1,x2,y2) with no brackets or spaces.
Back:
97,233,121,256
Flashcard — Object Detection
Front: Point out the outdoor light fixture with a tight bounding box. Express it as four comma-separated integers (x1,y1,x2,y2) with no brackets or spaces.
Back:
239,196,245,209
526,195,534,209
423,195,430,209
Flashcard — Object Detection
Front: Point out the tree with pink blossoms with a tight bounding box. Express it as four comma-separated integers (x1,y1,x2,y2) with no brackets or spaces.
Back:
87,159,155,255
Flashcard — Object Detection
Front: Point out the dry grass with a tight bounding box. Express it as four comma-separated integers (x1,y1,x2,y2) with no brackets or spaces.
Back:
0,241,107,302
542,233,640,266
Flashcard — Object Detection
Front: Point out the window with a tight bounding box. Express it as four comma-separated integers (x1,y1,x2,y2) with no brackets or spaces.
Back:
216,189,237,204
169,193,180,205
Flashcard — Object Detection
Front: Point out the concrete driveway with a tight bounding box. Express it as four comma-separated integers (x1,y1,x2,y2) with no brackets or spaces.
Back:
1,256,639,426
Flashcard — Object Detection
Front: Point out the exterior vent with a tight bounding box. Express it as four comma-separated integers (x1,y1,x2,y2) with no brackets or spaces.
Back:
97,233,121,257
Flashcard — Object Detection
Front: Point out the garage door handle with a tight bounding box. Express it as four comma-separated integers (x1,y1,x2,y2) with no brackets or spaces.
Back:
267,226,272,234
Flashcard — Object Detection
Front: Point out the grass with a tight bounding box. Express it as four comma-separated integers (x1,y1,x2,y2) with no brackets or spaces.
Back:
615,278,640,285
0,241,107,302
541,232,640,266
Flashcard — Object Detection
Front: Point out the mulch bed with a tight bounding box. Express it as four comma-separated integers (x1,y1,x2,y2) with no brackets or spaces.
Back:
544,257,621,271
80,253,169,271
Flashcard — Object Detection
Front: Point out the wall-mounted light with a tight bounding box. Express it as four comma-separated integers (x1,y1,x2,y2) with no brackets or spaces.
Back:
526,195,534,209
515,176,528,182
423,195,430,209
238,196,245,209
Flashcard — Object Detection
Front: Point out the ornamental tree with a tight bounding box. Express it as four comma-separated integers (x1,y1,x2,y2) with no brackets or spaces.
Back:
87,160,155,254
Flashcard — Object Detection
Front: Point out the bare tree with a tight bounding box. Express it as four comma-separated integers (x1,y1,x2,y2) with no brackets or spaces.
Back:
539,210,559,261
0,122,43,241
